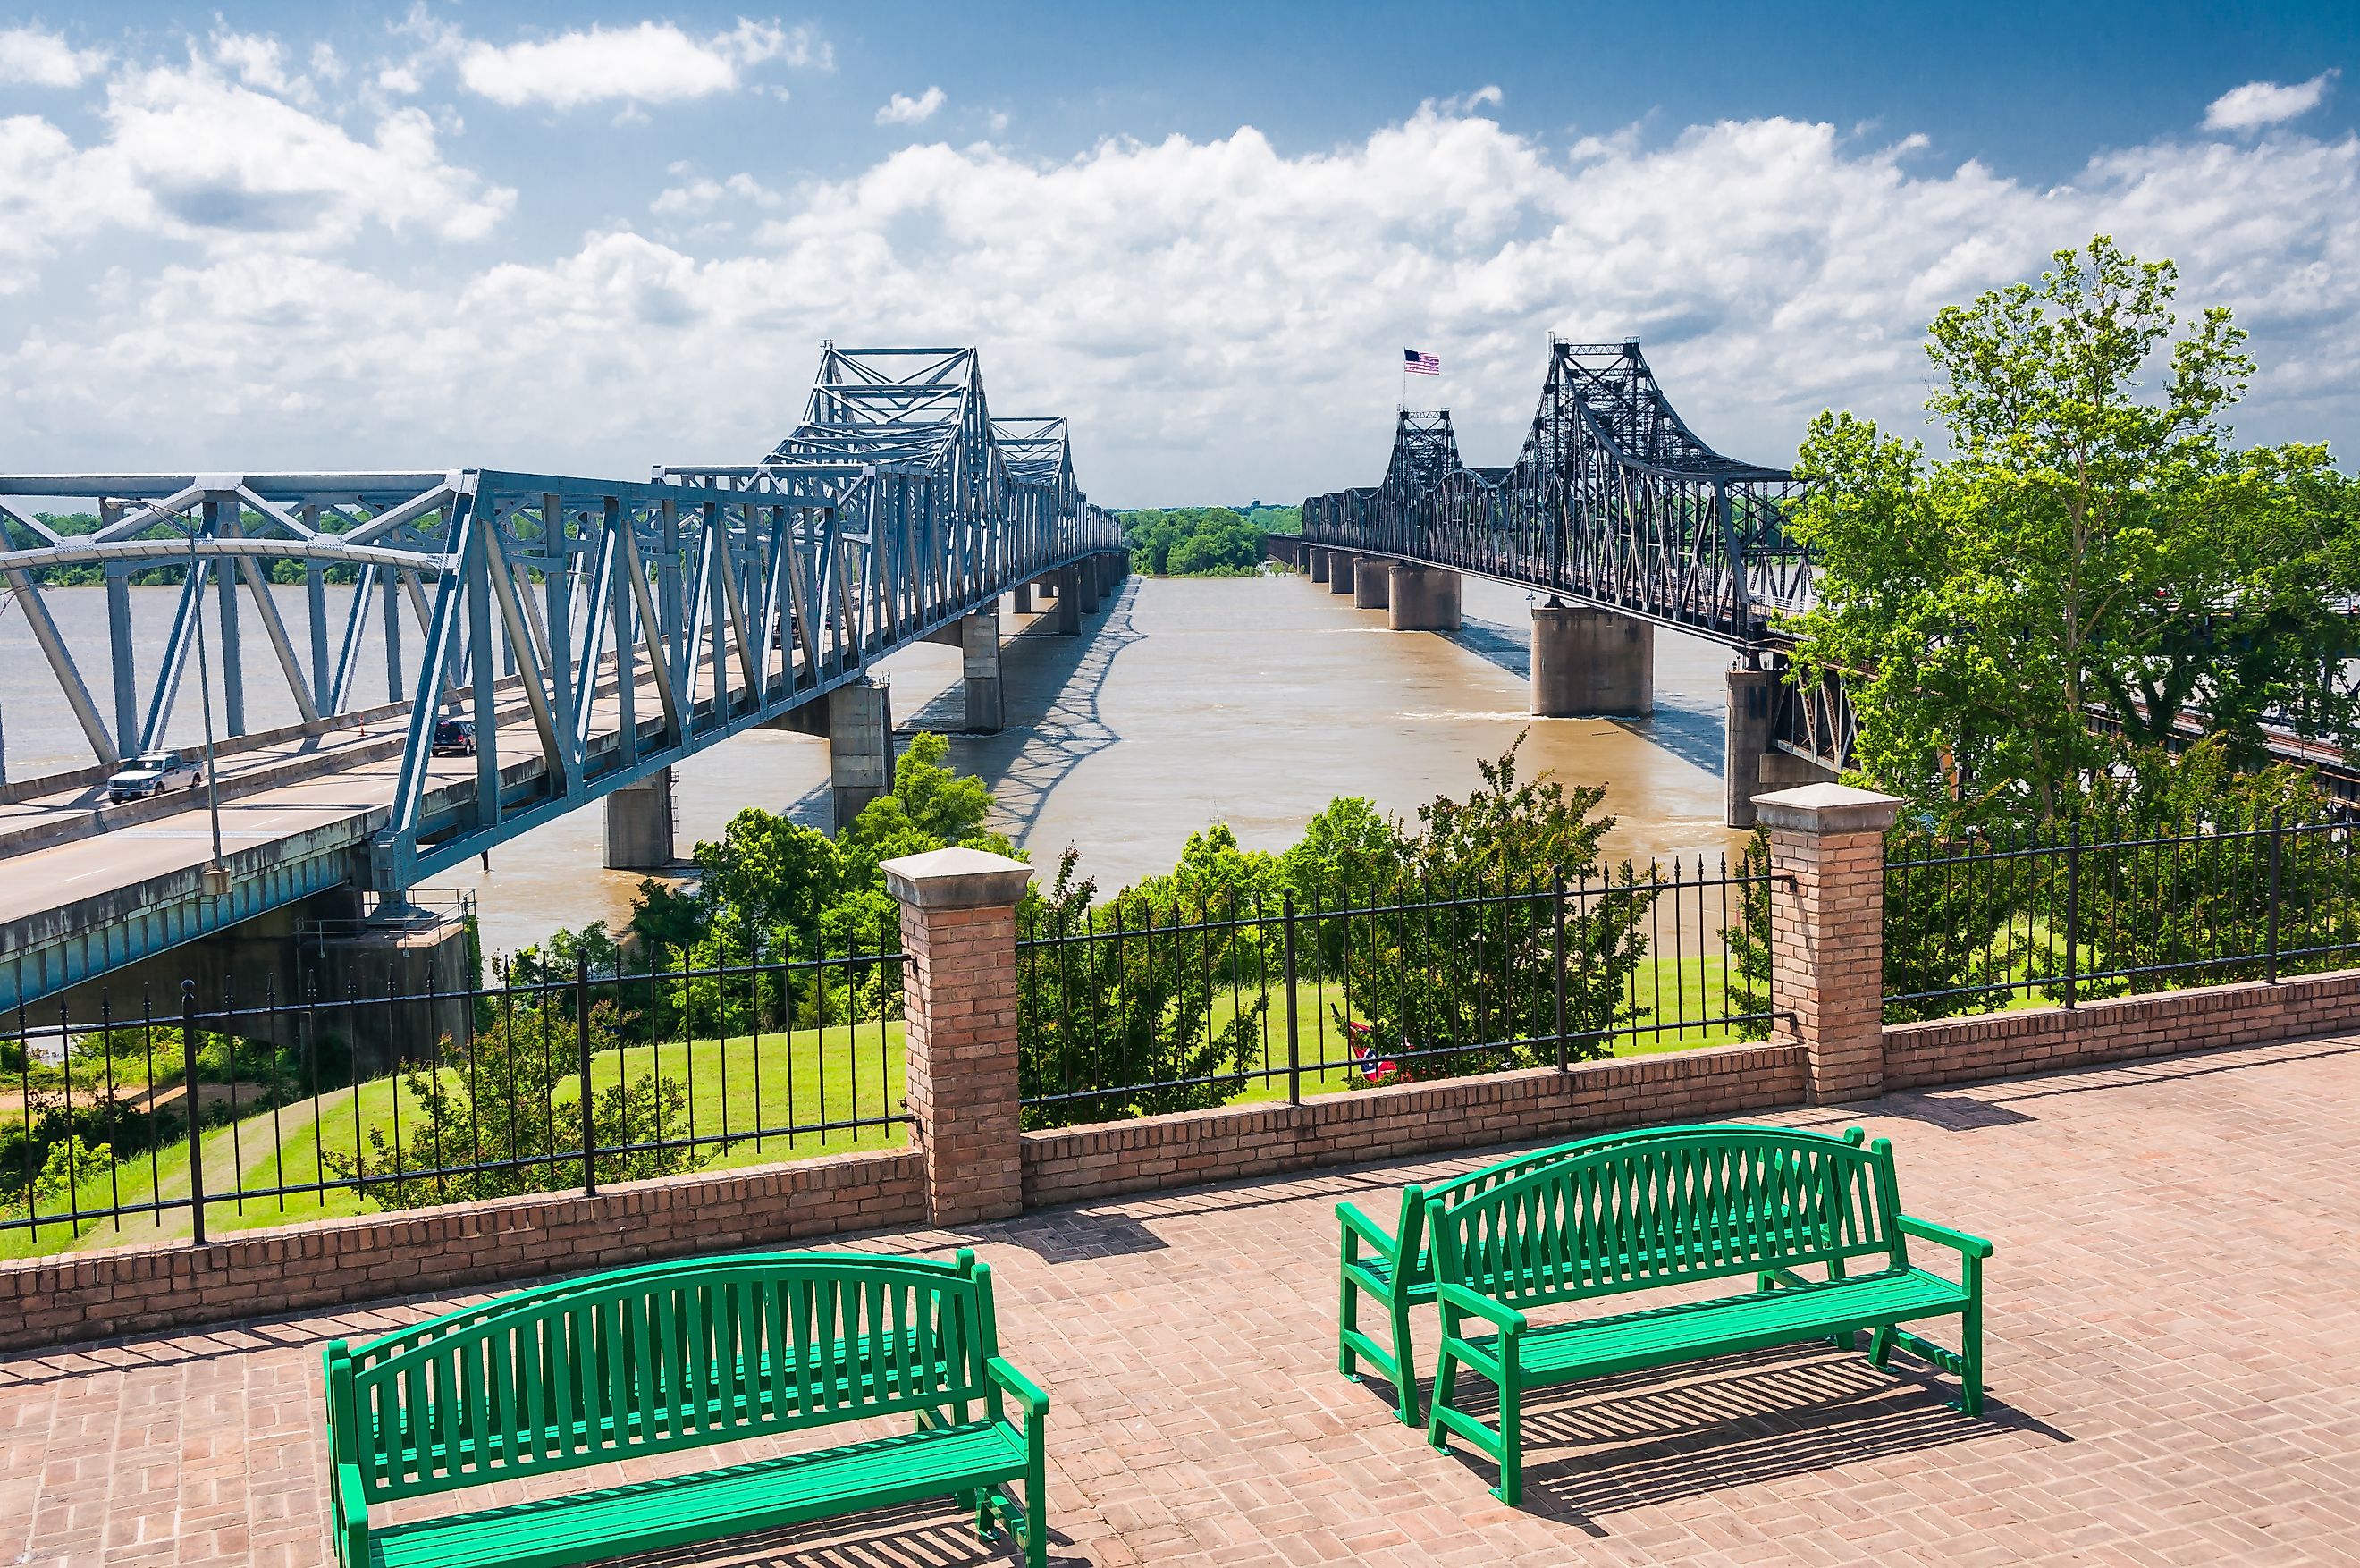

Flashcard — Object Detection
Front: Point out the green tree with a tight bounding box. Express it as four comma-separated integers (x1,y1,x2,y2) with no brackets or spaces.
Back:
1790,235,2360,820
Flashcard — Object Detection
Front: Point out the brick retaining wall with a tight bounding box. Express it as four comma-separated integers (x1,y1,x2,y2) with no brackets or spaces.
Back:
0,1146,923,1354
1885,967,2360,1089
1022,1041,1808,1207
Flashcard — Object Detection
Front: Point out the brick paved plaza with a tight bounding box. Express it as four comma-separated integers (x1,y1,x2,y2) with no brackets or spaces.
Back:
6,1034,2359,1567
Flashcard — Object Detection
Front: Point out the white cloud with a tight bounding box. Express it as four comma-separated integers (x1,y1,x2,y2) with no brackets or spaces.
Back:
459,19,825,110
652,172,782,215
876,86,947,127
6,103,2360,503
2204,71,2338,132
0,56,514,287
212,28,313,104
0,25,106,87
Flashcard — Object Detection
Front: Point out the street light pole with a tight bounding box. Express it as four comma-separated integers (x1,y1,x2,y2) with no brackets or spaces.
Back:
190,521,229,898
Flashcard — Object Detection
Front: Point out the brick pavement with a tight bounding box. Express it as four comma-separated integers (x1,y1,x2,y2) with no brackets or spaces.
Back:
5,1033,2360,1566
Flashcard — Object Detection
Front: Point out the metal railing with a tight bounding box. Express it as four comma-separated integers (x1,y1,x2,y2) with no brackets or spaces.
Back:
1,933,904,1253
1014,856,1773,1128
1883,815,2360,1019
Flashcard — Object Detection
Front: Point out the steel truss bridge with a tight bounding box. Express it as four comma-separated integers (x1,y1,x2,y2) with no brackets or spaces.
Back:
1300,338,1851,757
1298,340,2356,793
0,346,1124,1003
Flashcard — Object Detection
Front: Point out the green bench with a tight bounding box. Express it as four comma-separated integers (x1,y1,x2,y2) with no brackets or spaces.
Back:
1336,1123,1849,1425
1424,1125,1992,1505
323,1249,1049,1568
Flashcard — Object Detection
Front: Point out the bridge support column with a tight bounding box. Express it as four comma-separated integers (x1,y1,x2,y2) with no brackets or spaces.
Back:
1309,548,1329,584
1353,559,1390,610
1012,582,1032,615
1328,552,1355,595
1049,568,1081,635
602,766,676,870
1531,602,1653,717
830,677,894,832
1724,666,1840,828
961,608,1004,734
1388,564,1461,632
1076,561,1102,615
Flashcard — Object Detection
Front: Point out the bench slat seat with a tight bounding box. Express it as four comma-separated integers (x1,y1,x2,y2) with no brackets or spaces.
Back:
1450,1268,1968,1385
368,1422,1030,1568
1425,1126,1992,1507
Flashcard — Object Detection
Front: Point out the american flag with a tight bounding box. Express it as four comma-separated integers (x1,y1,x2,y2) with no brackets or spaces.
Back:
1403,349,1440,375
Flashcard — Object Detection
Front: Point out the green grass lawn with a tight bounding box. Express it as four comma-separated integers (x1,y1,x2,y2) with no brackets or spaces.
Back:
4,955,1774,1260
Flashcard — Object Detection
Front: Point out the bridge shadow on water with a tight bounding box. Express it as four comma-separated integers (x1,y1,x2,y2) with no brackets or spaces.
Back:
1447,614,1727,779
775,584,1147,837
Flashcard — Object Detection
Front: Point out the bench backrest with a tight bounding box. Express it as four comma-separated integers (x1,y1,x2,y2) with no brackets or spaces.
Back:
324,1250,998,1506
1390,1124,1864,1286
1431,1127,1902,1311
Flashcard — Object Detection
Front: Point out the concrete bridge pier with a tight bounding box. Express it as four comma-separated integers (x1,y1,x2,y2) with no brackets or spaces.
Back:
961,608,1005,734
1531,601,1653,717
1076,562,1103,615
1353,560,1390,610
1724,665,1839,827
1328,552,1355,595
1388,564,1462,632
601,766,676,870
1309,548,1329,584
829,677,894,831
1049,567,1082,634
1012,582,1032,615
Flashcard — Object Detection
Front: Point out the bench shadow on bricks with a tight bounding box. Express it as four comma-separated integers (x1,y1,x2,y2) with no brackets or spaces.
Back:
1425,1344,2072,1536
599,1499,1087,1568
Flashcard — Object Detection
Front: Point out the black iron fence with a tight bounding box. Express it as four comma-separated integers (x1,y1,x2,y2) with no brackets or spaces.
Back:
1884,815,2360,1019
1014,856,1774,1128
1,933,904,1253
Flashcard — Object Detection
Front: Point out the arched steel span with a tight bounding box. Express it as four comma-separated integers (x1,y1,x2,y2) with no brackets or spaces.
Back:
0,345,1123,894
1300,339,1813,650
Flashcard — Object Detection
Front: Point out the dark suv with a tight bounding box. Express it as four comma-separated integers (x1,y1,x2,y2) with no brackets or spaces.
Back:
431,717,477,756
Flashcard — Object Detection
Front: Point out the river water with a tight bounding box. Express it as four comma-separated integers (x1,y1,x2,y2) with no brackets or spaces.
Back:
1,574,1745,957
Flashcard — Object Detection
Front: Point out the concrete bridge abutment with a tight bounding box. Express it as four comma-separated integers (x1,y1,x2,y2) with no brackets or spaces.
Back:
1387,564,1462,632
1353,559,1391,610
601,766,676,870
1531,601,1653,718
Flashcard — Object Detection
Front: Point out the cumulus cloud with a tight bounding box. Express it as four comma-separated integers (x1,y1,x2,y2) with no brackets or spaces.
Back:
2204,71,2338,132
0,55,514,286
651,171,782,215
458,18,826,109
6,104,2360,502
0,24,106,87
876,86,946,127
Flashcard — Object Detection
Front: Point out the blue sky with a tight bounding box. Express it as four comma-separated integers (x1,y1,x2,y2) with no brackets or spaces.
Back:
2,3,2354,502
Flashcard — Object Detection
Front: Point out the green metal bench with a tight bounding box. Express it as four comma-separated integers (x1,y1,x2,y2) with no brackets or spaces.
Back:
1426,1125,1991,1505
1336,1124,1855,1425
323,1249,1050,1568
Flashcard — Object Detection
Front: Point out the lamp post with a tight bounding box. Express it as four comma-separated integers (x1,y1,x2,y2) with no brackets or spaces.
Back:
190,520,229,898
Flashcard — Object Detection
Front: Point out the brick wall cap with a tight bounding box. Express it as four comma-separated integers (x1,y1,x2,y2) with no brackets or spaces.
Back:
1757,783,1904,836
882,847,1034,909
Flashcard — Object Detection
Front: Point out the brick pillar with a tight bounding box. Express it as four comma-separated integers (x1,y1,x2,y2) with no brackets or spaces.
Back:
1757,783,1901,1104
881,846,1034,1226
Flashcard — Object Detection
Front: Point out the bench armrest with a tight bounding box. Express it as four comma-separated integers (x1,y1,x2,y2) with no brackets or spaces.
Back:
1437,1281,1527,1335
988,1355,1050,1421
334,1463,368,1568
1336,1202,1399,1264
1899,1214,1994,1260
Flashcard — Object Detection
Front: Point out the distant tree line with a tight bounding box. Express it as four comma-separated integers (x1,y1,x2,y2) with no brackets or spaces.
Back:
1120,506,1291,576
